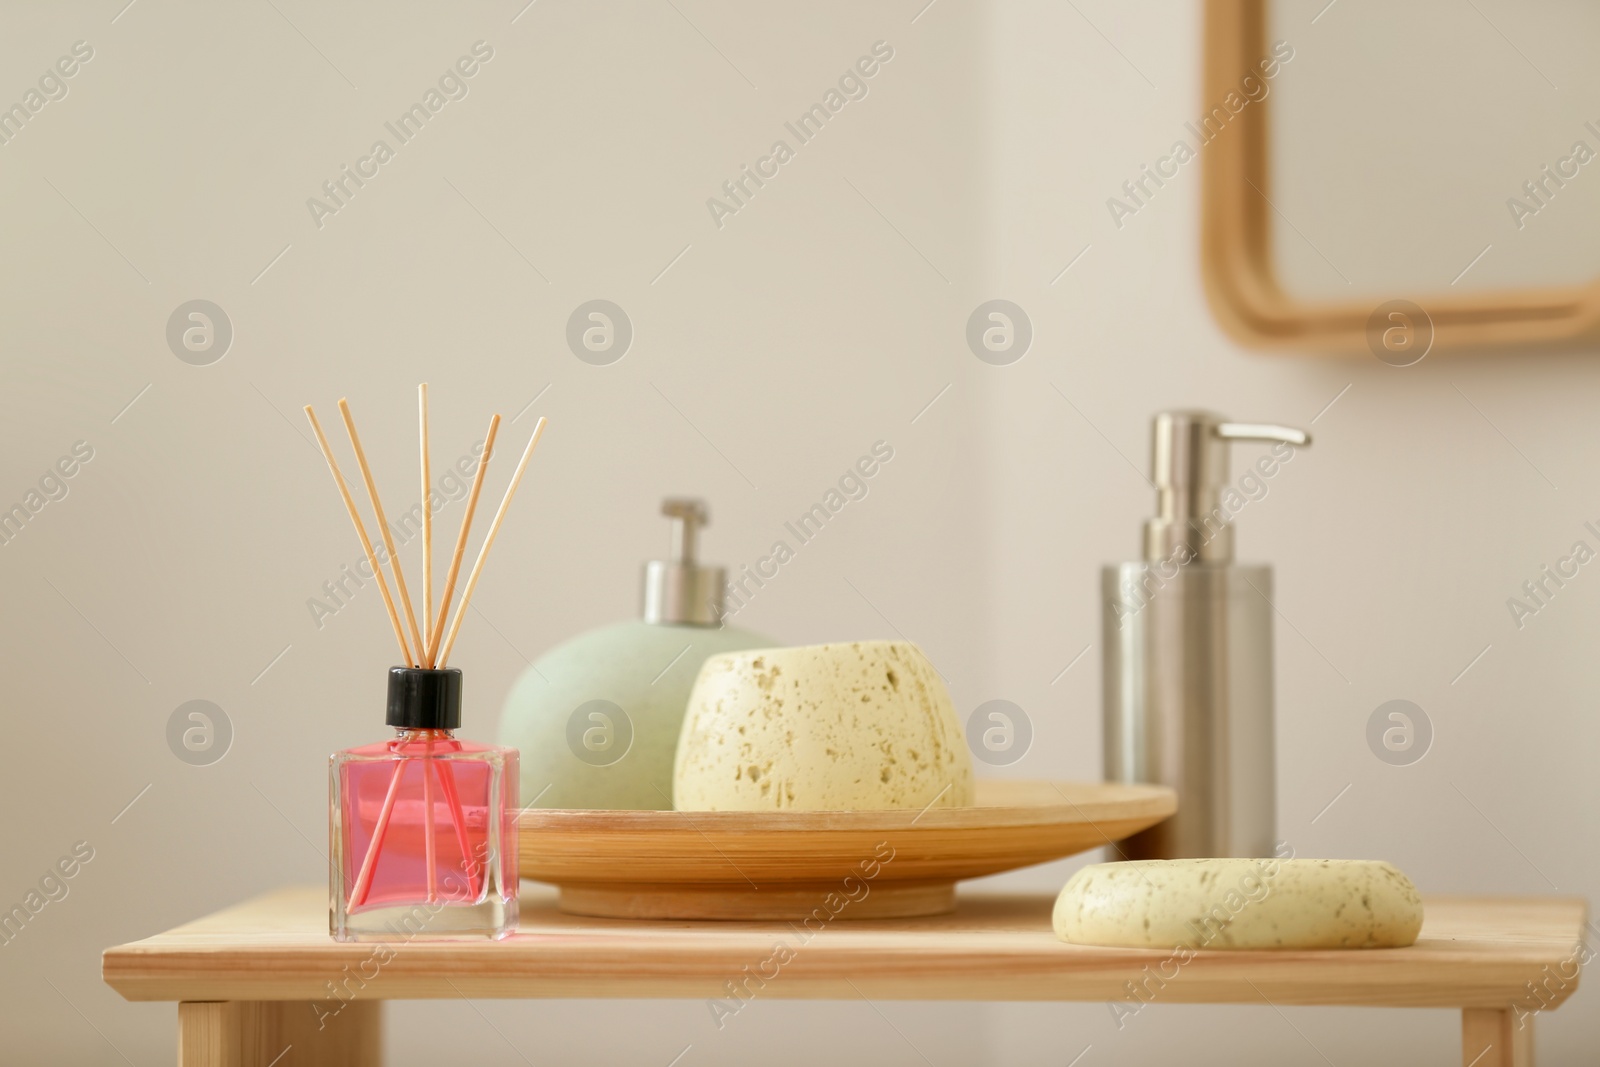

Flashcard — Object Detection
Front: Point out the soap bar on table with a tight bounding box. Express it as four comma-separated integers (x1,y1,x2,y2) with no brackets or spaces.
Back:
1052,858,1424,950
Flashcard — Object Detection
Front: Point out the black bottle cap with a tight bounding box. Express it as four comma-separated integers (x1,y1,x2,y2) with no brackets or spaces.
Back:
386,667,462,729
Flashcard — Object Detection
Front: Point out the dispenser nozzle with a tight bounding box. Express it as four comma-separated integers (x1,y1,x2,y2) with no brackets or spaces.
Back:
661,497,707,564
1142,411,1310,564
1215,423,1311,448
643,497,726,626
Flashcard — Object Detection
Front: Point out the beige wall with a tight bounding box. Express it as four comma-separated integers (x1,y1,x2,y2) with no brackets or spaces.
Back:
0,1,1593,1063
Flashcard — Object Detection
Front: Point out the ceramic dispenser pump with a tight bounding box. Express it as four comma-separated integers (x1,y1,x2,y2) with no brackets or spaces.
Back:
1103,411,1309,860
497,497,772,810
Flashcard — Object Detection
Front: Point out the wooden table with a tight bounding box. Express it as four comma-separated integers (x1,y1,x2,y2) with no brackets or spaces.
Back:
103,886,1587,1067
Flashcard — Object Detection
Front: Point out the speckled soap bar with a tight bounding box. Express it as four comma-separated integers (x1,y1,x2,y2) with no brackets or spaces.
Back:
1053,858,1424,950
673,640,975,812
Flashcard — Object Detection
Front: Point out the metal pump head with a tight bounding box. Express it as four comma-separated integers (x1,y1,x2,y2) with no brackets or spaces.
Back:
1142,411,1310,564
641,497,726,625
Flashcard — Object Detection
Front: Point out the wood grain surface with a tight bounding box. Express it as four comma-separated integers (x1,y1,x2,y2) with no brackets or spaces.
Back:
105,886,1587,1011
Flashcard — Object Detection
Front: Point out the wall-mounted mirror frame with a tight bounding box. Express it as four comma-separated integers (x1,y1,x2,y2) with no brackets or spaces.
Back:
1201,0,1600,358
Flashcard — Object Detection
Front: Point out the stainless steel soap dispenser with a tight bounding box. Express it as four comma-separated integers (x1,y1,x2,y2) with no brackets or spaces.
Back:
1103,411,1310,860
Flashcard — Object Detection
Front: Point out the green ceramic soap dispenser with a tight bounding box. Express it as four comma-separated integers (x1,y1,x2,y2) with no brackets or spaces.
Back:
498,498,772,810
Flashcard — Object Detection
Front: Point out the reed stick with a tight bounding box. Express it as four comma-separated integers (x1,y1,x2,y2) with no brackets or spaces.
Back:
425,414,501,668
422,743,438,904
340,399,426,666
349,758,407,908
435,761,480,899
305,405,414,666
419,384,433,651
438,417,547,668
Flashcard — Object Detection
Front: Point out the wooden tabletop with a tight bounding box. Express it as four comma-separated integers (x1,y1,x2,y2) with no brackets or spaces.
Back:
103,887,1587,1010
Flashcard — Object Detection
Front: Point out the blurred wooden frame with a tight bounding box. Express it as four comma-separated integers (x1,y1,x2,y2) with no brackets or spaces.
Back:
1200,0,1600,355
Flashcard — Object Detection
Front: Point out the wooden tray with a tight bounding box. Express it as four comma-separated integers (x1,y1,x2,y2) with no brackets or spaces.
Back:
515,779,1175,920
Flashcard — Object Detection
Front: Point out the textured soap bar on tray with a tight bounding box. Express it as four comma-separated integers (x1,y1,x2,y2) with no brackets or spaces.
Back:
1053,858,1424,950
673,640,974,812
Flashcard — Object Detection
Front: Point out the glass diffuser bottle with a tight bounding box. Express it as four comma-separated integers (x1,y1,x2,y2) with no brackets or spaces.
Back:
306,387,547,944
331,667,519,941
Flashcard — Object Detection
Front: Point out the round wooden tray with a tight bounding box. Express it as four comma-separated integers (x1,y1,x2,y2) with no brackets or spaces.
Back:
516,779,1176,920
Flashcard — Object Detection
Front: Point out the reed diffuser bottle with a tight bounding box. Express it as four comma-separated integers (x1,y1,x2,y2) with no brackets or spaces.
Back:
330,668,518,941
309,385,546,942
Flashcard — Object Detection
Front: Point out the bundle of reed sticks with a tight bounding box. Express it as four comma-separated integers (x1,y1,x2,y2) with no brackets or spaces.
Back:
305,385,547,669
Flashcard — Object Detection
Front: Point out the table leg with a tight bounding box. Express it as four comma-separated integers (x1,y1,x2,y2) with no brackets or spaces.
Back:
178,1001,381,1067
1462,1008,1534,1067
